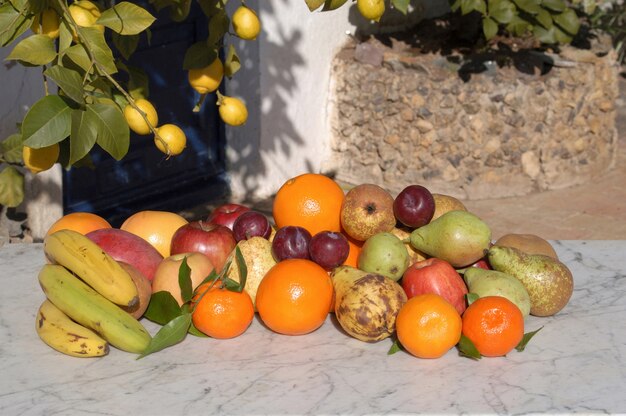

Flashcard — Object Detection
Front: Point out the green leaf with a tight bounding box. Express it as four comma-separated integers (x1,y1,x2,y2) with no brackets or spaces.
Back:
535,8,553,29
224,44,240,78
512,0,541,14
144,291,183,324
58,20,73,55
0,2,32,47
506,15,532,36
22,95,72,148
233,245,247,292
461,0,487,15
126,65,150,99
0,133,23,164
197,0,230,17
5,34,56,65
466,292,479,306
63,44,94,74
69,109,97,165
483,16,498,39
391,0,410,14
541,0,566,12
387,338,403,355
305,0,325,11
207,9,229,46
553,24,573,43
112,32,139,60
178,256,193,304
533,24,557,43
322,0,349,11
553,8,580,35
458,334,482,360
196,268,220,288
44,66,85,104
81,26,118,75
137,313,191,358
516,326,543,352
87,103,129,160
170,0,192,22
489,0,516,24
0,166,24,207
450,0,462,12
182,41,218,70
97,2,156,35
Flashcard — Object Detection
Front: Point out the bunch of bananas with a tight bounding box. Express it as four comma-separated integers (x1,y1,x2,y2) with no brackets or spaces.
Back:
36,230,152,357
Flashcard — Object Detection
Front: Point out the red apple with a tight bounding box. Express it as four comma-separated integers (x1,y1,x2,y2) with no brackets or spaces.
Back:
86,228,164,282
170,221,236,273
401,258,468,315
206,203,251,231
470,258,491,270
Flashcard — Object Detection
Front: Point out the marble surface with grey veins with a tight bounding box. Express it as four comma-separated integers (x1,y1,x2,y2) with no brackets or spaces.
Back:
1,241,625,415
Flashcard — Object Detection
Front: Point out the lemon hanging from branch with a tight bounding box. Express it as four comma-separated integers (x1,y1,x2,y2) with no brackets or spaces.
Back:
217,93,248,126
22,144,60,174
357,0,385,22
154,124,187,157
232,5,261,40
188,58,224,94
124,99,159,136
31,8,60,39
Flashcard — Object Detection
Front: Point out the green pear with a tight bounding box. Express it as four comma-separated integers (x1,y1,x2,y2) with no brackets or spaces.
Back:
358,232,409,281
409,210,491,268
464,267,531,317
487,245,574,317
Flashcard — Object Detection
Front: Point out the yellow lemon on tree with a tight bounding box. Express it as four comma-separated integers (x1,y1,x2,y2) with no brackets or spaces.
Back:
188,58,224,94
124,99,159,135
232,5,261,40
23,143,60,174
357,0,385,22
218,96,248,126
68,0,104,37
154,124,186,156
31,8,60,39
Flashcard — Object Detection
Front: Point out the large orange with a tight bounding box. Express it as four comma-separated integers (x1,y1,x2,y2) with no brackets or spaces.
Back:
396,293,462,359
192,283,254,339
120,210,188,257
462,296,524,357
46,212,111,236
272,173,344,236
255,258,333,335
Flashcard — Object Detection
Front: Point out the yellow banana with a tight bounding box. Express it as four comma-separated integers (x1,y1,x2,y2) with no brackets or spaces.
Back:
36,299,109,358
44,229,138,307
38,264,152,354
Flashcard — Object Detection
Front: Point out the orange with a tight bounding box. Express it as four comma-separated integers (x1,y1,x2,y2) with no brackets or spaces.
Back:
396,293,462,359
192,283,254,339
272,173,344,236
462,296,524,357
255,258,333,335
120,210,188,257
46,212,111,236
342,231,363,268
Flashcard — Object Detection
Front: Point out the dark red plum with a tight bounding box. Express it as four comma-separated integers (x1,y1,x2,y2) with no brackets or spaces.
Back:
232,211,272,242
393,185,435,228
309,231,350,270
271,226,312,261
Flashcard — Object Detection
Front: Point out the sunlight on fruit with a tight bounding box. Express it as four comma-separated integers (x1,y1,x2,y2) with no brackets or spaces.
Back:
22,143,60,174
124,99,158,136
154,124,186,156
357,0,385,22
218,96,248,126
188,58,224,94
232,5,261,40
68,0,104,36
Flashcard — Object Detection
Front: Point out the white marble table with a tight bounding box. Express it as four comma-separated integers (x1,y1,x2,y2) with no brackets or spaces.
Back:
1,241,625,415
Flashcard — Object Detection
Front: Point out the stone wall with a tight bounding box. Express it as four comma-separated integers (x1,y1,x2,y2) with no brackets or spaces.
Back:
327,35,620,199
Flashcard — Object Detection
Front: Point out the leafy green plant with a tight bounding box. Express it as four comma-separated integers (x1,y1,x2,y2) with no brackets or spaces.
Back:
0,0,244,207
590,1,626,64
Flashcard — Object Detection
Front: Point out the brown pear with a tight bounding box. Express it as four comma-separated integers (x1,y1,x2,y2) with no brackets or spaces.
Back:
495,233,558,260
431,193,467,221
488,245,573,317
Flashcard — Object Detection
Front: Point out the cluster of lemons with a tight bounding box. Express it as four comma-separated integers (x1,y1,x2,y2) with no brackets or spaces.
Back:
23,2,260,173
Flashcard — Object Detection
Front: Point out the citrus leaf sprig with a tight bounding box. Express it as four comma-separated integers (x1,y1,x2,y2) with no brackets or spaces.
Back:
138,246,247,359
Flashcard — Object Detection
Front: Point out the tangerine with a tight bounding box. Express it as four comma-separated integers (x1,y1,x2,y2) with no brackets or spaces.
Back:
342,231,363,268
192,282,254,339
273,173,344,236
46,212,112,236
255,258,333,335
462,296,525,357
395,293,462,359
120,210,188,257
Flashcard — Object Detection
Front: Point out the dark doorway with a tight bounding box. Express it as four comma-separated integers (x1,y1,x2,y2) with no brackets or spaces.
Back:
62,4,227,227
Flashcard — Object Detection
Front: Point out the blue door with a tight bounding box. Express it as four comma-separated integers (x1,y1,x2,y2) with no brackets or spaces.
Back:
62,4,227,226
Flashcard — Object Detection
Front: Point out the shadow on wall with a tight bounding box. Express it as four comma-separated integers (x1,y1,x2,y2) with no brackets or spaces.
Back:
225,0,311,203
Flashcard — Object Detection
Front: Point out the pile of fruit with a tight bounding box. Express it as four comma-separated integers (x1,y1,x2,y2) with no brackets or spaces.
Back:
34,173,574,360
